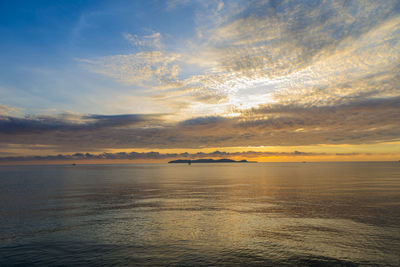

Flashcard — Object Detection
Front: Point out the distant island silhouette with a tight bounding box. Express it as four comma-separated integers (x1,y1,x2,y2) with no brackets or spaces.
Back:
168,159,256,164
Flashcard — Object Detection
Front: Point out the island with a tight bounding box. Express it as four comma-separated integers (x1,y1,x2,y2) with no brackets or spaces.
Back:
168,159,256,163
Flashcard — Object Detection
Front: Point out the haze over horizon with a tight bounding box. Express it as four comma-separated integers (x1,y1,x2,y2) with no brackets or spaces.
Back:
1,0,400,162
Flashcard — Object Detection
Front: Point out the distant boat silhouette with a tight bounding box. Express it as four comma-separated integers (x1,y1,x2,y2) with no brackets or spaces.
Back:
72,163,76,166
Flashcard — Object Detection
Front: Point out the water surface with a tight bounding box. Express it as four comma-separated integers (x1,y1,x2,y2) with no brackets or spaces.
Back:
0,162,399,266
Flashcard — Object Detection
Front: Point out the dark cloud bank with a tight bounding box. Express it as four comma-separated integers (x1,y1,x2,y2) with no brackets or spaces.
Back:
0,97,399,157
1,150,369,162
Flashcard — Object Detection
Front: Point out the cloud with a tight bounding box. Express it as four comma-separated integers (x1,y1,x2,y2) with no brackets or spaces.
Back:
179,116,226,126
166,0,191,11
77,0,400,119
0,113,161,134
4,1,400,154
78,51,181,86
2,148,395,163
0,97,399,152
123,32,163,50
0,149,337,162
0,104,22,116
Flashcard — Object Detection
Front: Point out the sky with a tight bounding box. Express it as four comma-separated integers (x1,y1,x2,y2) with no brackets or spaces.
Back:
1,0,400,163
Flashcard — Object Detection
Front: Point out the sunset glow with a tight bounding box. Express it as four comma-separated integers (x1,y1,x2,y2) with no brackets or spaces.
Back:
1,0,400,163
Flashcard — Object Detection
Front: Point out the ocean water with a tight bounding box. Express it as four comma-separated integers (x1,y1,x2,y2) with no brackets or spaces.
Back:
0,162,399,266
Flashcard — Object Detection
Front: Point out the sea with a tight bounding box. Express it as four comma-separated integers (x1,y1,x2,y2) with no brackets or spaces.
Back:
0,162,399,266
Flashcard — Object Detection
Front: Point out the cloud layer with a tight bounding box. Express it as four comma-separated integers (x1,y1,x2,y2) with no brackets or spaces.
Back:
1,0,400,158
1,97,399,153
78,0,400,117
0,149,372,162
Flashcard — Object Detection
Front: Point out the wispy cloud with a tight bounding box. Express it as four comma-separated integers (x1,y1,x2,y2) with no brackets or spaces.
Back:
123,32,163,50
0,104,22,116
78,51,180,86
166,0,191,11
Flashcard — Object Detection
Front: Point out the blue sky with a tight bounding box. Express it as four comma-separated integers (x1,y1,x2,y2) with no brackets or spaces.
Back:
0,0,200,114
1,0,400,160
